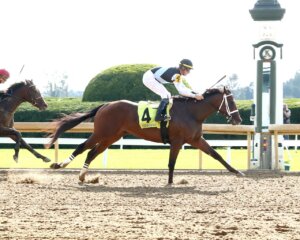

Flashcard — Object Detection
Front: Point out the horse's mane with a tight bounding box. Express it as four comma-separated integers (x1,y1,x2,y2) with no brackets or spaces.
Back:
7,81,27,93
172,87,224,103
202,88,223,98
172,95,195,102
0,80,33,100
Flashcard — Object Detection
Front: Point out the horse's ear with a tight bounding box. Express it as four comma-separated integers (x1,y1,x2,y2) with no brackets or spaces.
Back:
25,79,34,85
204,89,210,94
224,86,231,94
217,87,224,94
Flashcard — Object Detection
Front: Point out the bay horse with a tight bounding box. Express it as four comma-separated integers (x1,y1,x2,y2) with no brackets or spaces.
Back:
0,80,51,163
49,86,244,184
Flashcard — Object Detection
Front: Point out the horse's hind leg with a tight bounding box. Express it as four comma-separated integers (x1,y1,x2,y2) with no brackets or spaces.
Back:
6,130,23,162
50,141,87,169
51,137,95,169
18,138,51,162
13,139,21,162
191,137,244,176
79,140,112,182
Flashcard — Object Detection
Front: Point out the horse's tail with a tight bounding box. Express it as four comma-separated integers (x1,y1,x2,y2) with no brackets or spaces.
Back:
45,104,105,148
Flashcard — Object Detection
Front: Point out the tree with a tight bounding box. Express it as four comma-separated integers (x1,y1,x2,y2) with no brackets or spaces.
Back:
283,71,300,98
224,74,253,100
235,82,254,100
225,74,240,91
43,72,69,97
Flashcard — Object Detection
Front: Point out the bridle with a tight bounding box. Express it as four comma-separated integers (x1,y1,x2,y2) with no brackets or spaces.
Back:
217,92,239,122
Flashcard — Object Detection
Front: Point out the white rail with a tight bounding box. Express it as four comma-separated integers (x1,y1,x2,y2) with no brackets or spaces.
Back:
3,123,300,170
0,137,249,167
2,122,255,169
0,137,249,148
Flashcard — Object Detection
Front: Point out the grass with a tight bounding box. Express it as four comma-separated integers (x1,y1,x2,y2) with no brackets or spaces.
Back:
0,148,246,170
2,148,299,171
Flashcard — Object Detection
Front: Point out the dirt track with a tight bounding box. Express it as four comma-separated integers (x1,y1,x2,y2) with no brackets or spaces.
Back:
1,169,300,240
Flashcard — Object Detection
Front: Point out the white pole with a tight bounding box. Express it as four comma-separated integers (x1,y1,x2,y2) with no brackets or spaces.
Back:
295,135,298,153
226,147,231,164
102,149,108,168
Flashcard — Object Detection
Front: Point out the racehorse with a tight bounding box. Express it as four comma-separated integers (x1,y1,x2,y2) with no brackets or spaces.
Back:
0,80,50,163
48,86,243,184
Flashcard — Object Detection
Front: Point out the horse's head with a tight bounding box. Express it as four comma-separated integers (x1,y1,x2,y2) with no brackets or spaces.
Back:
217,87,242,125
6,80,48,110
204,87,242,125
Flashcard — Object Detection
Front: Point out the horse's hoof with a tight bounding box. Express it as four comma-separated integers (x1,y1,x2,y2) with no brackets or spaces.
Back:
43,157,51,163
79,176,85,183
236,171,245,177
50,163,61,169
79,168,88,183
13,155,18,163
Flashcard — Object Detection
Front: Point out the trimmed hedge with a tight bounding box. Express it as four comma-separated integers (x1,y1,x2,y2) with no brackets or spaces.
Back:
82,64,180,102
14,98,101,138
82,64,156,101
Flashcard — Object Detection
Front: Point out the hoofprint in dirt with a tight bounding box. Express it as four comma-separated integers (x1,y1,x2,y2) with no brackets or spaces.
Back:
1,170,300,240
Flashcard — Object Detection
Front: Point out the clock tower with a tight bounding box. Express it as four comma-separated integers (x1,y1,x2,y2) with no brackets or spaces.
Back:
249,0,285,170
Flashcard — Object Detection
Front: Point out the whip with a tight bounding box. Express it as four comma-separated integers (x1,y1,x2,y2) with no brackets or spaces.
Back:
17,64,25,81
208,75,226,89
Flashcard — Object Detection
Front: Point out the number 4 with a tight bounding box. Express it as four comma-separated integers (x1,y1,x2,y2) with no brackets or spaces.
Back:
142,108,151,123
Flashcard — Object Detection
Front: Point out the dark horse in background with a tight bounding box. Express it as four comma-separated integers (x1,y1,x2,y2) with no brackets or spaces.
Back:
49,87,243,184
0,80,50,163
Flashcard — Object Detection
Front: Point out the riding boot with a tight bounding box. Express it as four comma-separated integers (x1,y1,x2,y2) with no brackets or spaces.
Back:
155,98,171,122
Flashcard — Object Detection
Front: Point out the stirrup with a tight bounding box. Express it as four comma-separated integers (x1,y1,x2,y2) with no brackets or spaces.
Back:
155,114,171,122
159,115,171,122
163,116,171,121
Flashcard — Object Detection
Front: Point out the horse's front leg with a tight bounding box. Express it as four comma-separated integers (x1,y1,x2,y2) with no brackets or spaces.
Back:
191,137,245,176
167,142,183,185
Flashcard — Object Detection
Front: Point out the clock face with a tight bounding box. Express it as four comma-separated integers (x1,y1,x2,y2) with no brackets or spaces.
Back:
259,46,276,61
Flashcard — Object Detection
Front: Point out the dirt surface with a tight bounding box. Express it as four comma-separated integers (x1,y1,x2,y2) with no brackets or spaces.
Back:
1,169,300,240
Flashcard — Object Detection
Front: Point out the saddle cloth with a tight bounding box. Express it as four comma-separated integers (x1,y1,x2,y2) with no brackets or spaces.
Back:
138,101,171,129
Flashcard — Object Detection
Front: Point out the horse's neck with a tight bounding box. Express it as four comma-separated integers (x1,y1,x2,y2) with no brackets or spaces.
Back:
178,94,221,122
0,95,24,114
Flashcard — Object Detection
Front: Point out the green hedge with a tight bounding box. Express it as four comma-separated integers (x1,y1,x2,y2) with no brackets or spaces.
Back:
82,64,192,102
82,64,160,102
14,98,101,138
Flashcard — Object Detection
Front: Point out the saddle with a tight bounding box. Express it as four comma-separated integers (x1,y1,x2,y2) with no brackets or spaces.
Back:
137,101,172,144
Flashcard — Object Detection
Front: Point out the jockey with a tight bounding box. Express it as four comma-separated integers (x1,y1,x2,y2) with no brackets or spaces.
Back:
0,69,10,84
143,59,204,121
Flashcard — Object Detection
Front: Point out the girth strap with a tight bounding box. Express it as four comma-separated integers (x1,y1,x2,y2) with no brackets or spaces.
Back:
160,121,170,144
